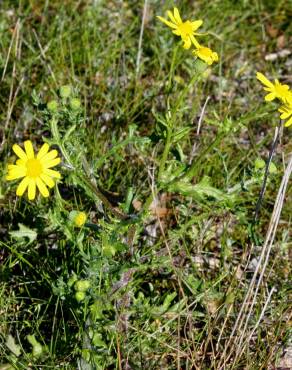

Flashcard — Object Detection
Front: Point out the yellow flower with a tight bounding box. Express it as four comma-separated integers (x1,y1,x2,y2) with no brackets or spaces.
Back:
73,212,87,227
278,95,292,127
6,140,61,200
157,7,203,49
256,72,290,102
193,46,219,65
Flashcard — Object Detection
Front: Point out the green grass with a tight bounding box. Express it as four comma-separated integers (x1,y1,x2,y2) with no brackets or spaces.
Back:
0,0,291,369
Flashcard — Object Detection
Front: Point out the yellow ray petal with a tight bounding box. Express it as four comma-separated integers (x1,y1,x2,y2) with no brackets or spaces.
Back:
173,7,182,24
40,173,55,188
276,82,289,90
6,168,26,180
36,178,49,197
256,72,273,88
183,37,192,49
7,164,26,178
265,92,276,101
12,144,27,160
43,168,61,179
40,149,58,163
190,35,201,48
191,20,203,31
167,10,177,25
212,52,219,62
24,140,35,159
156,16,177,29
278,106,291,119
172,29,182,36
284,116,292,127
16,177,30,196
280,111,290,119
16,159,26,166
43,157,61,169
28,179,36,200
37,143,50,160
6,174,25,181
8,164,25,171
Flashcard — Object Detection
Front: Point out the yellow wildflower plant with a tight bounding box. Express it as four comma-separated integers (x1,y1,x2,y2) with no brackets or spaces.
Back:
278,95,292,127
193,46,219,65
157,7,203,49
6,140,61,200
256,72,290,102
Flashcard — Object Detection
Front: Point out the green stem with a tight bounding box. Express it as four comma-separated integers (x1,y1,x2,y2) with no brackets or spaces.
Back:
50,118,74,168
141,189,156,216
183,132,224,180
173,72,204,116
144,70,206,214
167,44,180,91
77,173,129,220
158,73,203,181
158,126,172,181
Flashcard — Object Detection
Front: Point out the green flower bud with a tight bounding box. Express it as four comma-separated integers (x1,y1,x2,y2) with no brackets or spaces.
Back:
75,291,86,302
254,158,265,170
60,85,72,98
47,100,58,113
70,98,81,110
75,279,91,292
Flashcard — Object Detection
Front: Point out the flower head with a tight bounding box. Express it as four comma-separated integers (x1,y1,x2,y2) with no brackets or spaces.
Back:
73,211,87,227
193,46,219,65
256,72,290,102
278,94,292,127
6,140,61,200
157,7,203,49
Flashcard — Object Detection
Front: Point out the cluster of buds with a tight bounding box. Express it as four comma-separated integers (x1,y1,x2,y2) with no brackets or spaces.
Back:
47,85,81,114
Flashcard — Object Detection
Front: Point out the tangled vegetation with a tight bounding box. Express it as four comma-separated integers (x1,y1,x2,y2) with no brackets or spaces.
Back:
0,1,291,369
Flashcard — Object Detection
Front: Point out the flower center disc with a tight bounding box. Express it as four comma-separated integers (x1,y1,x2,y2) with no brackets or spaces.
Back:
26,158,42,178
178,21,193,36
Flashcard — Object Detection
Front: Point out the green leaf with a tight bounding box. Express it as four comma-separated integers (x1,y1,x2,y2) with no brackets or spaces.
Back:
162,292,177,309
9,224,37,244
172,126,192,143
92,333,107,348
167,176,234,203
5,334,21,357
0,364,14,370
27,334,43,358
150,292,177,317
